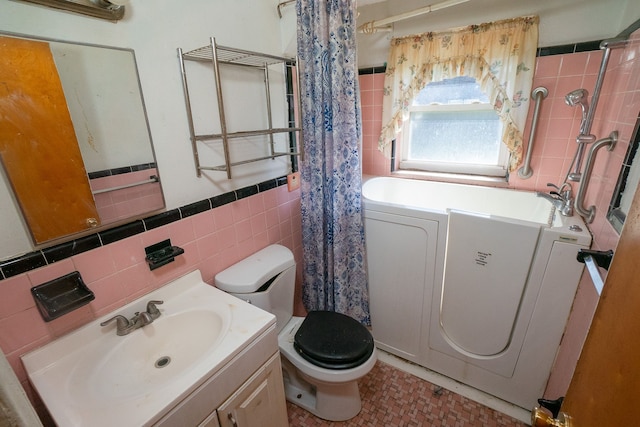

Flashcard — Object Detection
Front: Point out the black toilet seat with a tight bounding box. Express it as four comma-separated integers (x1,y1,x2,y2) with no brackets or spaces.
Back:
293,311,374,370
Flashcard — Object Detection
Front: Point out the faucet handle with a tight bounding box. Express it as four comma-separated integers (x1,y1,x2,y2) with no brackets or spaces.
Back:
146,300,164,316
100,315,131,331
546,182,560,190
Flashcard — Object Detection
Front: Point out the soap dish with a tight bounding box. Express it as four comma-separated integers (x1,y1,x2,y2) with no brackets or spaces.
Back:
145,239,185,271
31,271,95,322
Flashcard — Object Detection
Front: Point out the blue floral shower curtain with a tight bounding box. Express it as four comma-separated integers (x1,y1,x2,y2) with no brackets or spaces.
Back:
296,0,370,324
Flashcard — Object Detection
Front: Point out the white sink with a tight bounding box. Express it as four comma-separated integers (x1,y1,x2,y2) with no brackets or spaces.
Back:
22,270,275,427
70,308,229,402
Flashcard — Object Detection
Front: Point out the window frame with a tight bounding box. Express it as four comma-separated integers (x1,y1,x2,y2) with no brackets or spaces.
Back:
398,81,510,178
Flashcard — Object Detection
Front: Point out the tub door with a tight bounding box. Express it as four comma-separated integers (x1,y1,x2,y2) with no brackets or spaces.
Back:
364,210,439,363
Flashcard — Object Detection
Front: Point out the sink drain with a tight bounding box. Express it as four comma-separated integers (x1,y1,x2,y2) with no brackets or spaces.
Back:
155,356,171,368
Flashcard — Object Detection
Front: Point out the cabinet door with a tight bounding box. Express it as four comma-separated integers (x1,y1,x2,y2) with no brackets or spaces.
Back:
199,410,221,427
217,353,288,427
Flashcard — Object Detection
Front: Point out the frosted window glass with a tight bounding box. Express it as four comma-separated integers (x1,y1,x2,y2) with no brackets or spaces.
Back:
409,110,501,165
402,76,506,176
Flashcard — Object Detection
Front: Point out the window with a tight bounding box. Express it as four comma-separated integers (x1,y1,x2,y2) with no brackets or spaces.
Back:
399,76,508,177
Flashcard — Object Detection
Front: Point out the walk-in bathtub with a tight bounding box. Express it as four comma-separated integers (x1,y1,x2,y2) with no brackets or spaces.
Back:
362,176,591,409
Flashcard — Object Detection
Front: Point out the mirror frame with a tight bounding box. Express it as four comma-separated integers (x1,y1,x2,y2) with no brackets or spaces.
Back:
0,31,165,250
607,111,640,234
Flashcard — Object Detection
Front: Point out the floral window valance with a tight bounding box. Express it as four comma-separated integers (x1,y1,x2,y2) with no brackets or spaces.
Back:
379,16,539,172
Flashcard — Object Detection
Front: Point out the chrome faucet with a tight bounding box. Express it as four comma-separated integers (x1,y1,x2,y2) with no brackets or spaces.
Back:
100,300,164,336
536,183,573,217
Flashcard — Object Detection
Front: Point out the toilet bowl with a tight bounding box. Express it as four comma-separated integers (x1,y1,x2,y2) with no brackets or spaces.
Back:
215,244,377,421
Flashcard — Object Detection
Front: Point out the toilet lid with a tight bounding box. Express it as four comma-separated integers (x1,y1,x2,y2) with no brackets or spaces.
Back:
293,311,374,370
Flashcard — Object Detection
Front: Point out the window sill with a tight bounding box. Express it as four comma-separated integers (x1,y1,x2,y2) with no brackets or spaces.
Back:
391,170,509,188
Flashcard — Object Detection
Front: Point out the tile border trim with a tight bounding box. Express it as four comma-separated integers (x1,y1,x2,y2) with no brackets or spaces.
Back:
87,162,157,180
0,176,289,281
357,39,605,75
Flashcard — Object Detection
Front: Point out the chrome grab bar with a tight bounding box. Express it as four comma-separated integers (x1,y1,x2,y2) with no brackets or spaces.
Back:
569,38,627,182
92,175,159,195
574,131,618,223
518,86,548,179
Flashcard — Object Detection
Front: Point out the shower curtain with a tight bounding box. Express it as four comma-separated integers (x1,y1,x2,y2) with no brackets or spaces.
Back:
296,0,370,324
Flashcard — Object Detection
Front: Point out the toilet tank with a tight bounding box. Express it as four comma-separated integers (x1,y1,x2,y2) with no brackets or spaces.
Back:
215,244,296,333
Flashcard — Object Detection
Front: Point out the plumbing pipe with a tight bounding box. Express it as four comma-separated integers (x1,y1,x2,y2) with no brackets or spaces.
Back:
518,86,548,179
574,131,618,223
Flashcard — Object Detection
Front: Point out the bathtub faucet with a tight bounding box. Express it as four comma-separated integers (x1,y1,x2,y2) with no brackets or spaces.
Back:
536,183,573,216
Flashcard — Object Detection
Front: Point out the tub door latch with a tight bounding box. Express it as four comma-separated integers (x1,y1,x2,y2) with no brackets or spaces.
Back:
576,249,614,270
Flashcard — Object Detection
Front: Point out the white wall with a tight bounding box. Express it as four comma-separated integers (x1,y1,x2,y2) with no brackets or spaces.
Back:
0,0,294,260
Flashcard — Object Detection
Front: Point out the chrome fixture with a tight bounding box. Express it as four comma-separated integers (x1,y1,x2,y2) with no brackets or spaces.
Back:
13,0,125,21
574,131,618,223
518,86,548,179
92,175,159,195
565,88,596,181
536,182,573,217
565,89,591,136
100,300,164,336
565,37,628,182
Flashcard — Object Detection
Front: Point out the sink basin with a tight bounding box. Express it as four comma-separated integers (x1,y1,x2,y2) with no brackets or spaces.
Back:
70,308,229,402
22,270,275,427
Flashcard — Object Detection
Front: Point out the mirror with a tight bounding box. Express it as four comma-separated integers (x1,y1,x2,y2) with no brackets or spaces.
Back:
607,111,640,233
0,32,164,248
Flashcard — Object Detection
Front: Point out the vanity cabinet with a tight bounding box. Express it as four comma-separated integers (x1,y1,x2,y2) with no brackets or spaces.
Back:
155,327,288,427
215,353,287,427
22,271,286,427
199,411,221,427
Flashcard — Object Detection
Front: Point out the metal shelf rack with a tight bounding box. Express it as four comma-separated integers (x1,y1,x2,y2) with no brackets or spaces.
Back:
178,38,301,178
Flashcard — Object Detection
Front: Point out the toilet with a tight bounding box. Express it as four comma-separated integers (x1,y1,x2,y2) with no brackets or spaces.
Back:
214,244,377,422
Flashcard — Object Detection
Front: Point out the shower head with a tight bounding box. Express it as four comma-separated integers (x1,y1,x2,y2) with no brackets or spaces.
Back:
565,88,590,135
565,88,589,108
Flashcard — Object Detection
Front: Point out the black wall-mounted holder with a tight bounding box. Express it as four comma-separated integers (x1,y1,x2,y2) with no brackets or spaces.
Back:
577,249,614,270
145,239,184,271
31,271,95,322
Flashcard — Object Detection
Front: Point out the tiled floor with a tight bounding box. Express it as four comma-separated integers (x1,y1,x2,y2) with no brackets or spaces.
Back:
286,360,529,426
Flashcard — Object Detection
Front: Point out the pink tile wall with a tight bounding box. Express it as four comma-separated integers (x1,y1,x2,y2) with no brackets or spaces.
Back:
508,50,603,192
545,30,640,399
91,169,164,224
359,28,640,401
0,184,302,413
359,51,608,192
360,72,389,176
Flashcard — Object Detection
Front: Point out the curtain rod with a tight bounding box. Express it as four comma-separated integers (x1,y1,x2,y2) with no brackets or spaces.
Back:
358,0,470,34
